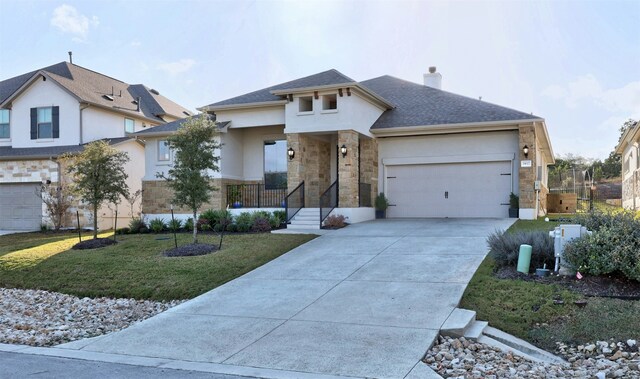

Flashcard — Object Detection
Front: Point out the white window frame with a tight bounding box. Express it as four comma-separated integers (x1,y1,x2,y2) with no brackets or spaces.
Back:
321,94,338,113
158,140,171,162
0,109,9,139
124,118,135,134
37,107,53,139
297,96,314,114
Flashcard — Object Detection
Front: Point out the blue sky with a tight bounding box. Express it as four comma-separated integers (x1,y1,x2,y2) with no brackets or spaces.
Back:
1,0,638,160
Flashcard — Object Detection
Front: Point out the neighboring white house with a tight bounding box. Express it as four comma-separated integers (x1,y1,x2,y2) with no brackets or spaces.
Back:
138,67,555,227
0,61,192,231
615,121,640,210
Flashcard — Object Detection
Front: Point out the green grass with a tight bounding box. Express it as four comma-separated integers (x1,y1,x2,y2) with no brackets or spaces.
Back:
460,218,640,350
0,232,315,301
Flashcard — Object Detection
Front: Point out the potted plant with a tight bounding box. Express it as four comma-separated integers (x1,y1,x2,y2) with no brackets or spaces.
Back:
229,185,243,208
375,193,389,219
509,192,519,218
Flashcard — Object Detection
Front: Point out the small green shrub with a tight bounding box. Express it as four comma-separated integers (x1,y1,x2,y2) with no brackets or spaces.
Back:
115,227,130,235
197,218,211,231
237,222,251,233
40,223,50,232
374,193,389,211
487,230,554,272
324,214,347,228
509,192,519,208
565,210,640,281
226,223,238,233
168,218,183,231
139,227,149,234
269,215,282,229
184,218,194,232
199,209,232,229
273,210,286,222
128,218,147,234
235,212,253,226
213,223,224,232
251,217,271,232
149,218,167,233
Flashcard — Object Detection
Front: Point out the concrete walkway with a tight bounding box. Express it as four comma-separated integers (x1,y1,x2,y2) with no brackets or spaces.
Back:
55,218,515,379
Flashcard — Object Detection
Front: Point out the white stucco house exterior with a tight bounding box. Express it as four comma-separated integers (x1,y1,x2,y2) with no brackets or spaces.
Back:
616,121,640,210
0,61,191,231
138,67,555,227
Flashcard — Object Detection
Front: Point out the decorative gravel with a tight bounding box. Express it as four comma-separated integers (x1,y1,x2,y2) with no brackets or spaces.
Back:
424,336,640,378
0,288,183,346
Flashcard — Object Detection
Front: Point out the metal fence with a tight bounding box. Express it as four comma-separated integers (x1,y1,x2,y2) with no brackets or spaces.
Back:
320,181,338,227
226,184,287,208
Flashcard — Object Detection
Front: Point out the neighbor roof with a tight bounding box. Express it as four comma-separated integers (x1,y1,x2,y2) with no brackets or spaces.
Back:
134,114,230,137
0,62,192,123
203,69,358,109
361,76,542,129
615,121,640,155
0,137,135,161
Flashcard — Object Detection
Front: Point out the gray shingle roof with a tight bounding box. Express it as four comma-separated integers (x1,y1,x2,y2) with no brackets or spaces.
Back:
0,62,192,123
0,137,135,160
360,76,541,129
204,69,357,108
134,115,229,136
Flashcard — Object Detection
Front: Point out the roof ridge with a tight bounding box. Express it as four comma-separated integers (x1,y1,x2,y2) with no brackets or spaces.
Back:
59,62,128,85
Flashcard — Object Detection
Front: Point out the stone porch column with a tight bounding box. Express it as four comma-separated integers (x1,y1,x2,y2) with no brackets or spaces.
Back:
518,123,537,216
338,130,359,207
359,135,378,207
286,133,303,195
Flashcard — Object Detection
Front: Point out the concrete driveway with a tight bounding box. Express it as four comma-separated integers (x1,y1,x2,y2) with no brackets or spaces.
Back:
56,218,514,379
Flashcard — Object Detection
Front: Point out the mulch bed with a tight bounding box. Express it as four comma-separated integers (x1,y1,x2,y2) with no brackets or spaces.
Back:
163,243,217,257
72,238,117,250
495,266,640,299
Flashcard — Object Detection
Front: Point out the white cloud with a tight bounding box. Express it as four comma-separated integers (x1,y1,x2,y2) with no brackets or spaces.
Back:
542,74,640,114
157,59,196,75
130,40,141,47
50,4,99,42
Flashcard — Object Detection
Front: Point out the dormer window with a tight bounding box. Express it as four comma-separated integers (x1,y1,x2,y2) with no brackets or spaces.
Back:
298,96,313,113
322,94,337,111
0,109,9,139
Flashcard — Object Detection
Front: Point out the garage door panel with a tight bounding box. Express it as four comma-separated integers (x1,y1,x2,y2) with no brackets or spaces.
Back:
386,162,511,218
0,183,42,230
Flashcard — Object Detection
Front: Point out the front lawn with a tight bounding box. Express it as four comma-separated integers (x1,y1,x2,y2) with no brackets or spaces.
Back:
0,231,315,301
460,218,640,350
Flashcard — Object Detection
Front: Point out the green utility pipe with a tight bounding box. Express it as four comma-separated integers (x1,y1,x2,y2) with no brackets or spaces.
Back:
517,244,532,274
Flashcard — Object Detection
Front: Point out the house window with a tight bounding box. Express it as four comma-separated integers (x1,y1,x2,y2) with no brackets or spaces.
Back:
298,96,313,112
0,109,9,139
322,94,337,110
158,140,170,161
264,140,287,189
37,107,53,139
124,118,135,133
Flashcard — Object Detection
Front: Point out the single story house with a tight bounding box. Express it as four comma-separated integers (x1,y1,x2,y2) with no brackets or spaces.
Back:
0,60,191,230
615,120,640,210
138,67,554,228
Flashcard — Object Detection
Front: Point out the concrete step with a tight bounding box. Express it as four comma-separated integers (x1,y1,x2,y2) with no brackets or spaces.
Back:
463,320,488,341
287,223,320,230
477,335,543,363
292,215,319,221
290,220,319,225
482,326,567,365
441,309,476,338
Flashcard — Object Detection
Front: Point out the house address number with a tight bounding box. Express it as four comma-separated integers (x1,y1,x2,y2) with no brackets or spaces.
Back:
520,160,532,168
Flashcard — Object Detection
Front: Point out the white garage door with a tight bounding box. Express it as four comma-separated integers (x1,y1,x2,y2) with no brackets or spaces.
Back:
386,161,512,218
0,183,42,230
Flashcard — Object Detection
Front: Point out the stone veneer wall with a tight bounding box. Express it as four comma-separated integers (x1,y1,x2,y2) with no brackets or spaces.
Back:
338,130,359,208
359,135,378,206
622,170,640,210
0,160,59,183
518,124,537,211
142,179,226,215
286,133,331,208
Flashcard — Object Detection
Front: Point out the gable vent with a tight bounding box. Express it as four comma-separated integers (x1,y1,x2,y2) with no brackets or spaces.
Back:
150,89,160,95
103,94,114,101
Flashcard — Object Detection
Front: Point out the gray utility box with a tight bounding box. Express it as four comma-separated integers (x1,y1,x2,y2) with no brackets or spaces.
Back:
549,224,591,275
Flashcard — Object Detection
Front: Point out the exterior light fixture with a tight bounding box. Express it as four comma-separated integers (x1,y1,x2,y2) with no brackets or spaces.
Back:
523,145,529,158
341,144,347,158
287,147,295,160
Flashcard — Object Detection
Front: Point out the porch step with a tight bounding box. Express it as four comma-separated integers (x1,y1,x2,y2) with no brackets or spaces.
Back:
441,309,476,338
289,208,321,230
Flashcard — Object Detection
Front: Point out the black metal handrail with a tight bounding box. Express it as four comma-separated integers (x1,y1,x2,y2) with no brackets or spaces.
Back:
285,181,305,223
226,184,287,208
320,180,338,228
359,182,372,207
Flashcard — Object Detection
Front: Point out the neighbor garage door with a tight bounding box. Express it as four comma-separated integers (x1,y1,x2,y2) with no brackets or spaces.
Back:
0,183,42,230
386,161,512,218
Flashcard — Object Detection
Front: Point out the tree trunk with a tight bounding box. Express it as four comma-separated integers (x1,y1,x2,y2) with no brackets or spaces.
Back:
93,205,98,239
192,210,198,244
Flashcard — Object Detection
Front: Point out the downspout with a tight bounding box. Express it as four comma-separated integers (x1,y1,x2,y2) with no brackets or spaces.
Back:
79,103,89,144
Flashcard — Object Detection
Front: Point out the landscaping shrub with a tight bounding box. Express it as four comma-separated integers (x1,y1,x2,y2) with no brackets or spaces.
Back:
269,215,282,229
199,209,232,229
139,227,150,234
226,223,238,233
235,212,253,226
197,218,211,231
237,222,251,233
128,218,147,234
564,210,640,281
273,210,286,222
168,218,183,231
115,227,130,235
184,218,194,232
149,218,167,233
213,223,224,232
487,230,554,271
323,214,347,229
251,217,272,232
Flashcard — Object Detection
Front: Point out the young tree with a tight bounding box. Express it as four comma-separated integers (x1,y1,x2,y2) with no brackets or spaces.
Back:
157,114,221,244
36,183,73,231
64,140,130,239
